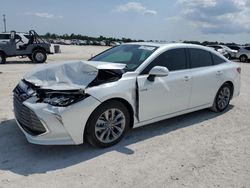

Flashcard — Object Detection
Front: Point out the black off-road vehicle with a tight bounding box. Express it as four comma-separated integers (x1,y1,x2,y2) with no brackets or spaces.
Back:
0,30,53,64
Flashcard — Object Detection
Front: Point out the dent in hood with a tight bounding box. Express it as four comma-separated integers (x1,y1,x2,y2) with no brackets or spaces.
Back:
24,61,126,90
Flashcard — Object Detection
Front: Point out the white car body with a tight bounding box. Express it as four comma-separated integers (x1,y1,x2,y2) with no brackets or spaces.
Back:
13,43,241,145
236,46,250,62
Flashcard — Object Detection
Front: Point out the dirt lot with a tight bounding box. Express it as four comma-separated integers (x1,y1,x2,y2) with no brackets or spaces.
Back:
0,45,249,188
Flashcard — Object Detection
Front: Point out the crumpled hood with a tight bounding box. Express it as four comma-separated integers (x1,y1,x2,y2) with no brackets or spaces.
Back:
24,60,126,90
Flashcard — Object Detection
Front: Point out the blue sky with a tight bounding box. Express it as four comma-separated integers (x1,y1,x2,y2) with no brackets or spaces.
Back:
1,0,250,43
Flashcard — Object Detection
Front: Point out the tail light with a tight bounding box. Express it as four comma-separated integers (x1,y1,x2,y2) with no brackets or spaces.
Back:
237,67,241,74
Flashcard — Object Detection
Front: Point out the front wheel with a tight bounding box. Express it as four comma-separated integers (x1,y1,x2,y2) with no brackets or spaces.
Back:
211,83,232,112
32,50,47,63
85,101,130,148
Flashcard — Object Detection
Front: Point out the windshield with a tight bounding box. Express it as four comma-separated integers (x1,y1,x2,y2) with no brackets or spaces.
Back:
222,45,231,50
90,44,158,71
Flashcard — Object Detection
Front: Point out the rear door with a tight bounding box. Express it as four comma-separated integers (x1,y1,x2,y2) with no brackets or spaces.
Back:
188,48,224,108
137,48,192,121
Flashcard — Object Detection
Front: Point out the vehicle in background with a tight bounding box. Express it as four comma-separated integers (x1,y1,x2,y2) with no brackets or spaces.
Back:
207,45,238,59
0,30,53,64
13,43,241,147
208,46,229,59
226,45,241,51
0,32,30,49
71,39,80,45
79,40,88,45
236,46,250,62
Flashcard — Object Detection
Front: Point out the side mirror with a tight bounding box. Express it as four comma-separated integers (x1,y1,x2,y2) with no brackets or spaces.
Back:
148,66,169,81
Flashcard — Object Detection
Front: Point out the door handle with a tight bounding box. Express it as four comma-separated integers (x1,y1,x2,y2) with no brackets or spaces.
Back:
184,76,192,81
216,71,223,76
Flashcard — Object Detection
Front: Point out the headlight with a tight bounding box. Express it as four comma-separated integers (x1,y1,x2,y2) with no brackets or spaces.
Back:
43,92,89,107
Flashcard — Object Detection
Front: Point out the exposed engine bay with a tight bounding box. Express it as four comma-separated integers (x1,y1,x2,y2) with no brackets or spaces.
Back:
14,61,126,107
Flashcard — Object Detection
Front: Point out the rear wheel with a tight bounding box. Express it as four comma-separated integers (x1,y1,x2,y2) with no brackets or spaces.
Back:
0,53,6,64
211,83,232,112
239,55,248,62
32,50,47,63
85,101,130,148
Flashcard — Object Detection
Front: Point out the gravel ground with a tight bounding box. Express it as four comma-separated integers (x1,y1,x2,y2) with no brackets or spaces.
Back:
0,45,249,188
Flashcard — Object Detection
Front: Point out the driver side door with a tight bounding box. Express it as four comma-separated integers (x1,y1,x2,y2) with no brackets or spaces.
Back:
137,48,192,122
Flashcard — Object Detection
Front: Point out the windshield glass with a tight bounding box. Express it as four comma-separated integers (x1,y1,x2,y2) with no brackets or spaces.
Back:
222,45,231,50
90,44,158,71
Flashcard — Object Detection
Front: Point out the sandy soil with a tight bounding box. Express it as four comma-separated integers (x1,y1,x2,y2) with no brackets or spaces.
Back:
0,45,249,188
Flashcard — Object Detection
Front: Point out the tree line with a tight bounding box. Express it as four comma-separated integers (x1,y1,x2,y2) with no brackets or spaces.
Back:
42,32,242,46
42,32,144,43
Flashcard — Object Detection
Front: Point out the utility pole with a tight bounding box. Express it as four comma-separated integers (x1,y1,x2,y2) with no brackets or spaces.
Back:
3,14,6,32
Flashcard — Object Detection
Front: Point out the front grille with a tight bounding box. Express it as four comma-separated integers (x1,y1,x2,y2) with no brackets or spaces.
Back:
13,94,46,136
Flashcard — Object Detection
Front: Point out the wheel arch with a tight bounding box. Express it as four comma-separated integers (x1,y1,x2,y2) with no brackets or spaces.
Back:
0,49,6,56
222,81,234,99
83,97,135,142
108,98,135,129
239,54,248,59
32,46,46,53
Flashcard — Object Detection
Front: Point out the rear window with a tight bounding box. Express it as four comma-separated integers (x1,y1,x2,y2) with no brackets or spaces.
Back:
189,48,213,68
212,53,226,65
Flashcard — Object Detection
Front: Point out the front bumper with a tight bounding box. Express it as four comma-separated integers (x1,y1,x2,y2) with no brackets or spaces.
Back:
14,95,101,145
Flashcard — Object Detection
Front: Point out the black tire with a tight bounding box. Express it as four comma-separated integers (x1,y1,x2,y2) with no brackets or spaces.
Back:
0,53,6,64
32,49,47,63
211,83,232,112
28,55,33,61
239,55,248,62
85,100,130,148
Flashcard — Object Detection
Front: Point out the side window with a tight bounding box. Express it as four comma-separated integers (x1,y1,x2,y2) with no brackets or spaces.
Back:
141,48,187,74
212,53,226,65
245,47,250,51
0,34,10,40
189,48,213,68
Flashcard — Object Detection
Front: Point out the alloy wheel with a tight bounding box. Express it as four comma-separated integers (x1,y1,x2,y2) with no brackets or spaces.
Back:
217,86,231,110
95,108,126,144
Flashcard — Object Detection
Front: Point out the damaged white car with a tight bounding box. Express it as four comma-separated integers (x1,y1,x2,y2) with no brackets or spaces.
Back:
13,43,241,147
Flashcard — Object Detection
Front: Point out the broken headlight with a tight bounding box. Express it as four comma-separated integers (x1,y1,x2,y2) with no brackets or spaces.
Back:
42,92,89,107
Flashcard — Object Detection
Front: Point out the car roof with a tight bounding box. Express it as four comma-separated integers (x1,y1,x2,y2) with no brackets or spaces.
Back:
0,32,28,35
123,42,212,50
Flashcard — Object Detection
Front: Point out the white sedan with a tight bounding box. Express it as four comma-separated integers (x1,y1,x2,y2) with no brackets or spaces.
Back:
13,43,241,147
